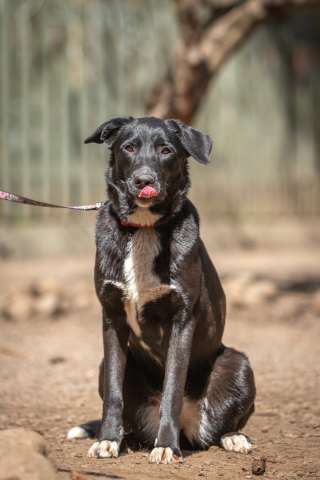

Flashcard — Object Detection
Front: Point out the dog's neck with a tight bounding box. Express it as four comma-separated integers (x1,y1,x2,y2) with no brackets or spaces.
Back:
120,206,161,229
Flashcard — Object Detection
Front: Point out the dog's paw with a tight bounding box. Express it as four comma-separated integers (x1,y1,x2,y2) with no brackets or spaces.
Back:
67,426,89,440
221,433,252,454
87,440,120,459
149,447,183,465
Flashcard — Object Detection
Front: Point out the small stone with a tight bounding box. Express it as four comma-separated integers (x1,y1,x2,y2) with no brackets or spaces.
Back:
34,293,63,318
28,279,60,297
245,281,277,305
49,356,66,365
252,457,266,476
1,293,32,320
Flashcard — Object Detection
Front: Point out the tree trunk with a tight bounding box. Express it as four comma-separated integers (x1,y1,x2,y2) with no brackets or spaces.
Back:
146,0,320,123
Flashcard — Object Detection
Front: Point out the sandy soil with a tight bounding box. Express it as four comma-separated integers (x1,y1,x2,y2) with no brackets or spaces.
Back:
0,249,320,480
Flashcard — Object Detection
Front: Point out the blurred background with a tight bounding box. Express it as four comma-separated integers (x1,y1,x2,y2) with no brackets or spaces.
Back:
1,3,320,479
0,0,320,257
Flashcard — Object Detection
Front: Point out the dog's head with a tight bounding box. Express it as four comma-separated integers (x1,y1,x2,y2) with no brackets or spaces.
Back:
85,116,212,220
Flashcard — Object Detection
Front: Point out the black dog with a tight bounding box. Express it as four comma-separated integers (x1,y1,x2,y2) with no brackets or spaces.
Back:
67,116,255,464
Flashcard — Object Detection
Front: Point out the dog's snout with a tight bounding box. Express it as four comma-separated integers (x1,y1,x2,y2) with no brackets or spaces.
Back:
133,173,155,189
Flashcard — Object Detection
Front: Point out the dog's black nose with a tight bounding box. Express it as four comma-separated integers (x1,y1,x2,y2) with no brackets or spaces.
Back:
133,174,155,189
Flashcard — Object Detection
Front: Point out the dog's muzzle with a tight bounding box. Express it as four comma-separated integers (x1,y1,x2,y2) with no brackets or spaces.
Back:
127,172,162,204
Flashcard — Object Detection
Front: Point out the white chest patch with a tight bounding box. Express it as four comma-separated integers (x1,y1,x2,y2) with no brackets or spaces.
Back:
127,206,161,227
123,228,172,336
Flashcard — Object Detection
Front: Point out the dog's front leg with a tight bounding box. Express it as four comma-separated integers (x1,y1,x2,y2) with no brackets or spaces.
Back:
88,307,128,459
149,311,195,464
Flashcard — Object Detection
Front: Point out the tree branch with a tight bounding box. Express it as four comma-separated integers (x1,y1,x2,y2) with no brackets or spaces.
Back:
146,0,320,123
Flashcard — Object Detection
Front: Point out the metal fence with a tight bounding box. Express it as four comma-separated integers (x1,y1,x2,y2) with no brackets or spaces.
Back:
0,0,176,222
0,0,319,223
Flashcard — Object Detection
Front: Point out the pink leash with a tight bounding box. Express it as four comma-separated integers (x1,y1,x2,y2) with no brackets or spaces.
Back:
0,189,104,211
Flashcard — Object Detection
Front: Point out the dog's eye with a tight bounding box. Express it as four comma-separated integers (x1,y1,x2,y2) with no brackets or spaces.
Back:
124,144,135,153
160,146,172,155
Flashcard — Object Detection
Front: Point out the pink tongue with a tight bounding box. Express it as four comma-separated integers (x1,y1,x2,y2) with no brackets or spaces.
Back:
138,186,159,199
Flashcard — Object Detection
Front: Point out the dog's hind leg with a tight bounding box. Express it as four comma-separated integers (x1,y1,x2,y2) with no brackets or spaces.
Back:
183,346,255,453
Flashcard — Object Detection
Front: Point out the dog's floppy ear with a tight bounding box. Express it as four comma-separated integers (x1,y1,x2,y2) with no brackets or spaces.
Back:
84,116,134,145
165,119,212,165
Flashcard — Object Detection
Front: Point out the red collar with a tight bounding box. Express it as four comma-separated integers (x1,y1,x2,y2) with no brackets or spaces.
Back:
120,220,153,229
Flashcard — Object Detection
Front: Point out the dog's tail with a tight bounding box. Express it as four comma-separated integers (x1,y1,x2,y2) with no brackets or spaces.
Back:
67,419,101,440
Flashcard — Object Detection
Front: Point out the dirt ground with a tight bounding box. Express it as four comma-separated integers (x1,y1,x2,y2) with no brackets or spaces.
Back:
1,245,320,480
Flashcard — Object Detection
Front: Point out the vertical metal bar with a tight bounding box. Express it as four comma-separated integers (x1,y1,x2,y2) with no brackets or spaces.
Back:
41,4,50,219
97,1,107,128
61,7,70,210
20,1,31,218
0,1,10,219
104,0,118,119
79,0,89,204
95,0,108,197
116,2,126,116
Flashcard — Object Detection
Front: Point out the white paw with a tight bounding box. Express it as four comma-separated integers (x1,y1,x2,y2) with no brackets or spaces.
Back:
221,433,252,454
87,440,120,458
149,447,183,465
67,426,89,440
